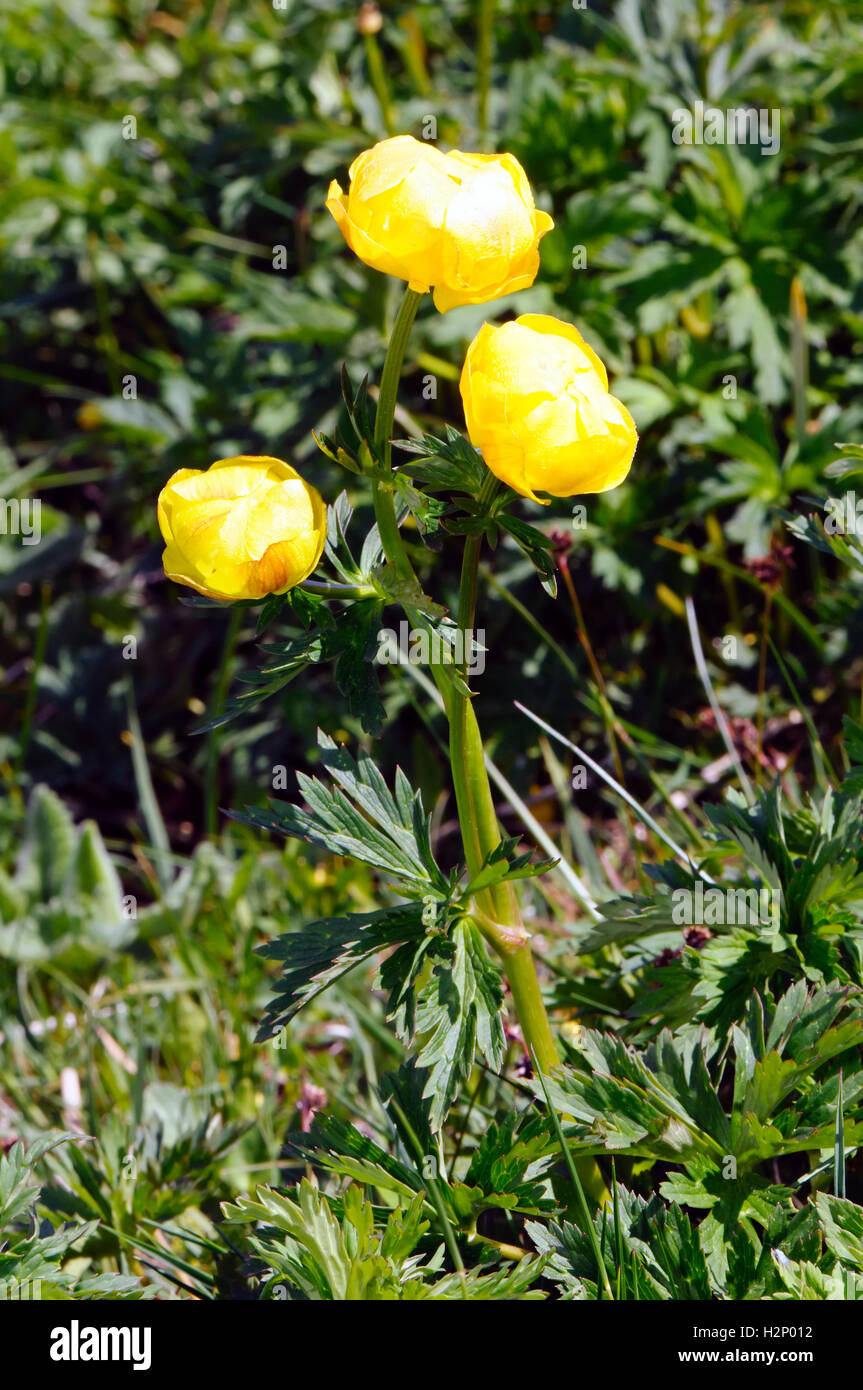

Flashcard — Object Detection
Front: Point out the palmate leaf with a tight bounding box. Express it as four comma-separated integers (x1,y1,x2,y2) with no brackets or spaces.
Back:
600,778,863,1027
372,562,450,624
195,624,329,734
556,983,863,1172
245,743,508,1118
815,1193,863,1271
379,1064,437,1165
544,1027,726,1164
710,1203,823,1301
0,1222,145,1300
0,1131,80,1228
255,902,426,1042
528,1186,713,1301
450,1112,558,1219
222,1180,383,1301
236,730,449,896
392,472,448,537
0,1131,144,1300
770,1253,863,1300
395,426,487,496
462,836,556,899
575,859,698,955
378,933,440,1044
778,792,863,933
222,1179,544,1300
419,1257,547,1301
294,1074,557,1225
289,1113,424,1203
593,985,863,1240
414,919,505,1130
703,785,789,889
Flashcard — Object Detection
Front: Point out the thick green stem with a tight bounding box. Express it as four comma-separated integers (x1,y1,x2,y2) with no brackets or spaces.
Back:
499,938,560,1075
449,495,558,1071
374,289,422,472
450,476,509,919
450,480,608,1204
369,290,604,1190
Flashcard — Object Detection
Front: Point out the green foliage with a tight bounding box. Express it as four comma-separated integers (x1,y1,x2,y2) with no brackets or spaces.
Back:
5,0,863,1305
413,919,506,1126
540,983,863,1269
0,785,135,966
255,902,427,1043
578,777,863,1030
223,1178,545,1300
397,427,489,497
236,729,449,895
291,1080,557,1224
528,1186,713,1300
0,1133,144,1300
239,734,511,1123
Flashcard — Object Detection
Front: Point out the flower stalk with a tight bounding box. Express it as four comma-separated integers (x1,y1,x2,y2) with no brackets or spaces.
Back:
371,287,560,1075
371,288,609,1202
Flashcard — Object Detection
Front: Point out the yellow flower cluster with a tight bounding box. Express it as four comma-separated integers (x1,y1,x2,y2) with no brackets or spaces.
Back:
158,137,636,598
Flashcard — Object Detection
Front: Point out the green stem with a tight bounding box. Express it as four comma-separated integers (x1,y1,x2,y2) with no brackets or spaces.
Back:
450,473,505,916
374,291,422,461
455,472,498,634
498,930,560,1074
477,0,496,147
364,32,396,137
451,494,608,1204
373,288,423,579
369,289,598,1140
300,580,377,599
371,289,452,717
450,499,558,1072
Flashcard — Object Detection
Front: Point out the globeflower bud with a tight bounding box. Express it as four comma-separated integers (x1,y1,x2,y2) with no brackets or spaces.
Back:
157,456,326,601
460,315,637,501
326,135,553,313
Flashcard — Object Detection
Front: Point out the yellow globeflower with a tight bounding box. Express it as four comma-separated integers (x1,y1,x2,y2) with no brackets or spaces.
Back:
157,456,326,601
460,315,637,501
326,135,553,313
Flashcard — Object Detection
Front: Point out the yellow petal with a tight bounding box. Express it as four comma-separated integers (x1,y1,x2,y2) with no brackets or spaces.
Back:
459,316,637,499
327,138,550,311
157,456,327,602
516,314,609,390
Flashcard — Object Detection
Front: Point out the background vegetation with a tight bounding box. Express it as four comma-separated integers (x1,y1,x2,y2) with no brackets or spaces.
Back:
2,0,863,1299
